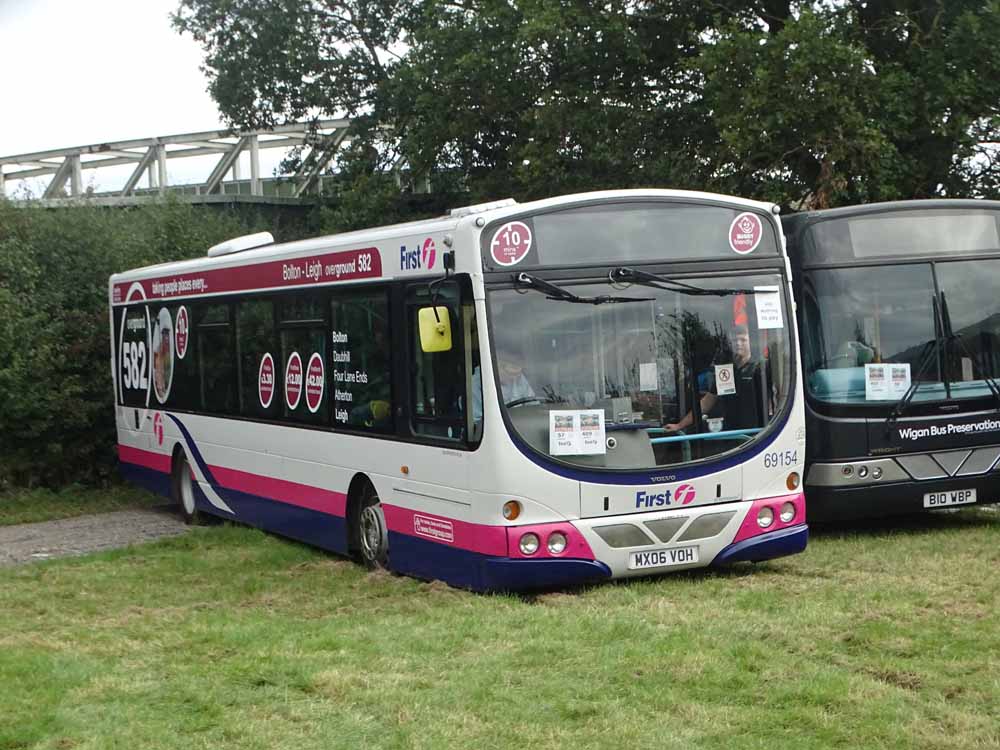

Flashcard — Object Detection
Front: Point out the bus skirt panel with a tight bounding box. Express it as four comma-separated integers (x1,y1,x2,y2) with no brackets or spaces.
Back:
386,530,612,591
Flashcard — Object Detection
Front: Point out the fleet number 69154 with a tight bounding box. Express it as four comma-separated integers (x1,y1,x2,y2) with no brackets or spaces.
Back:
763,450,798,468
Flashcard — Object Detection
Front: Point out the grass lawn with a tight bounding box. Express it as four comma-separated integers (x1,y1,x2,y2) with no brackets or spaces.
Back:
1,508,998,749
0,484,164,527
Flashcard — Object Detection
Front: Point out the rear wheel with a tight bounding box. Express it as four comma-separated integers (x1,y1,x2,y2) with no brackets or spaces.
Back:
356,484,389,569
172,452,201,525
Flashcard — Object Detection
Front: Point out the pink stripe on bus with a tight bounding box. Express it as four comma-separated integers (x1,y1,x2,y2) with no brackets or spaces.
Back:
383,504,508,556
209,465,348,516
731,492,805,543
118,445,171,473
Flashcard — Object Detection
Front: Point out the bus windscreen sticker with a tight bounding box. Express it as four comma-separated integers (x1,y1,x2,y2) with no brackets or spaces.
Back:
865,363,889,400
550,410,606,455
305,353,325,413
285,352,303,410
490,221,533,266
258,353,275,409
175,306,189,360
729,212,763,254
753,286,783,329
152,307,174,404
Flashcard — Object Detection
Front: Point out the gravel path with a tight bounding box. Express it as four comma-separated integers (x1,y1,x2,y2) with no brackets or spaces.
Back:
0,506,190,566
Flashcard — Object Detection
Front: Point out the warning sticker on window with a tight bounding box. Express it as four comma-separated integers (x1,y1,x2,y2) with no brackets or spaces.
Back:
753,286,783,329
715,364,736,395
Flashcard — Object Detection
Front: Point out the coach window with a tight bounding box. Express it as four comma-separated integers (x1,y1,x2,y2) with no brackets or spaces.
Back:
196,303,237,414
237,298,279,419
279,293,328,424
330,288,392,432
407,278,477,443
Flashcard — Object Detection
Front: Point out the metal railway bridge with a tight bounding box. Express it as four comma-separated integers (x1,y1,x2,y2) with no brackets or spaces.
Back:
0,119,360,206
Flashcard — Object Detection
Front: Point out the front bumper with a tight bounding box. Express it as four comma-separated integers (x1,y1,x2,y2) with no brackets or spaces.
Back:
806,473,1000,521
712,524,808,565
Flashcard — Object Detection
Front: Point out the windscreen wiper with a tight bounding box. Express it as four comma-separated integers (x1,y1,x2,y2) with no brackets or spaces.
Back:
885,295,945,435
513,272,653,305
610,267,759,296
940,292,1000,410
884,338,938,435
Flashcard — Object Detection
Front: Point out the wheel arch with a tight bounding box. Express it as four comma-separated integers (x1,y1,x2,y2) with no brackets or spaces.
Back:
345,472,376,554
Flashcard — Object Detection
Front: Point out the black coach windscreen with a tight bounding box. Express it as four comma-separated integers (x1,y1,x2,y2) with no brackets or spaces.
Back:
482,202,779,271
802,260,1000,406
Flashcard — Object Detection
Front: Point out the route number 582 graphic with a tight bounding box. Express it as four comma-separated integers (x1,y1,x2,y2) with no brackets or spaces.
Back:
121,341,149,390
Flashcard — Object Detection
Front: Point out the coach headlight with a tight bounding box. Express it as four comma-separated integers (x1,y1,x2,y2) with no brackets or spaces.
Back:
519,532,540,555
757,506,775,529
547,532,568,555
779,502,796,523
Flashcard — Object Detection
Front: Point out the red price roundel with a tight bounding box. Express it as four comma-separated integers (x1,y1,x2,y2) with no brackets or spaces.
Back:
258,353,275,409
305,353,325,413
175,306,189,360
728,212,763,254
285,352,303,410
490,221,532,266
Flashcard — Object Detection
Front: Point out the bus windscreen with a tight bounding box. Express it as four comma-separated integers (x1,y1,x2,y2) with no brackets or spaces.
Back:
802,260,1000,405
487,271,792,469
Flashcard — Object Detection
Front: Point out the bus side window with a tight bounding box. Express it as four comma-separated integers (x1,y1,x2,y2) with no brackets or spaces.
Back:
408,280,469,442
330,288,393,432
237,298,279,419
197,303,237,415
278,293,327,425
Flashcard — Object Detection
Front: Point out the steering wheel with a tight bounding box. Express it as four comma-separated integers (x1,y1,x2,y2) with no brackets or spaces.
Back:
505,396,544,408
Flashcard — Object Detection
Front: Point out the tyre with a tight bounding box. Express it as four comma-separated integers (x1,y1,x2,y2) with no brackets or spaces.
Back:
355,483,389,569
172,451,202,525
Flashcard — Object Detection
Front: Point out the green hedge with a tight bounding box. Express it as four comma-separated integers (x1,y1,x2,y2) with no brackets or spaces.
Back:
0,200,280,489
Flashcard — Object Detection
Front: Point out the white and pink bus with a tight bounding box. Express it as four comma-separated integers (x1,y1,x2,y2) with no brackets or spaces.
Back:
110,189,807,591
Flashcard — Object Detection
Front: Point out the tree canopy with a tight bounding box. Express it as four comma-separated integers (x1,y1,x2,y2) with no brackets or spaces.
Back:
174,0,1000,215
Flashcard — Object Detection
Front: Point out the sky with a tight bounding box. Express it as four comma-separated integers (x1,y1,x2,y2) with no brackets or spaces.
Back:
0,0,286,194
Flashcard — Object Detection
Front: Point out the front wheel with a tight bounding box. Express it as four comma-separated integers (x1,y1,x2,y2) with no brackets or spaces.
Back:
172,452,201,525
356,485,389,569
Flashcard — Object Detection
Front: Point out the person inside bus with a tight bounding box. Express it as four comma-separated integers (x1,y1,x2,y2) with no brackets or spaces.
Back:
665,325,766,433
471,341,537,422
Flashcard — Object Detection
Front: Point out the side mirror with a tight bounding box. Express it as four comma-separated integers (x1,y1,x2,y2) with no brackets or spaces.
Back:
418,306,453,352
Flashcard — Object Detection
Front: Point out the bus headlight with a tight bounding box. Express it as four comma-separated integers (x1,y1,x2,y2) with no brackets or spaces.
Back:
547,532,568,555
519,533,540,555
757,507,775,529
779,502,796,523
503,501,522,521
